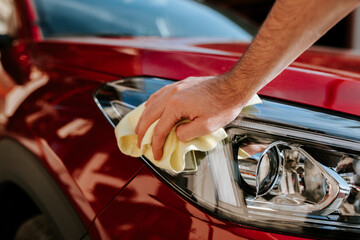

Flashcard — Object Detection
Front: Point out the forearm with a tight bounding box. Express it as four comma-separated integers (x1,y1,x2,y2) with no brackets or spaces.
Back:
137,0,360,159
227,0,360,106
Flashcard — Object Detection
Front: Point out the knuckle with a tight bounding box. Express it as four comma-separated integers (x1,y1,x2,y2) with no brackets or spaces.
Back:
203,125,213,134
176,131,187,142
171,83,185,94
137,125,146,136
137,121,148,137
153,129,166,142
163,84,171,90
172,85,181,93
148,91,159,101
137,129,144,140
153,125,170,145
142,108,153,119
202,118,216,133
152,143,162,150
147,94,155,103
168,96,181,106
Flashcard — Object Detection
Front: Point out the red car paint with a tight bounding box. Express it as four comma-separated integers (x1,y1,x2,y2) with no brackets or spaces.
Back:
1,0,360,239
31,37,360,116
89,168,307,240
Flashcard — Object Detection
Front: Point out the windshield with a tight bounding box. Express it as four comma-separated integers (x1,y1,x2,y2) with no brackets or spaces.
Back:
33,0,255,41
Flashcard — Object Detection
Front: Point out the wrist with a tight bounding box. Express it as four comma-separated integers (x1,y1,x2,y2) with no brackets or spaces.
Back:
218,71,258,108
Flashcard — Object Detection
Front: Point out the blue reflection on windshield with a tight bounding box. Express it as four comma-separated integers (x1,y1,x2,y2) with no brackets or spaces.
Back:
33,0,254,40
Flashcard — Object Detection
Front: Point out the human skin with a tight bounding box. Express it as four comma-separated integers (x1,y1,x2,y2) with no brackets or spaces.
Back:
136,0,360,160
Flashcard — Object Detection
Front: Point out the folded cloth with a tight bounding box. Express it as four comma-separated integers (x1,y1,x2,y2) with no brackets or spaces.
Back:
115,95,262,173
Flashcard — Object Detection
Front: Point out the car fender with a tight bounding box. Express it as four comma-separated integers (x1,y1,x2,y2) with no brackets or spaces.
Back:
0,138,88,240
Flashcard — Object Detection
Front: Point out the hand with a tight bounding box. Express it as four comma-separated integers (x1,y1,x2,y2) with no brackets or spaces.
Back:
135,75,248,160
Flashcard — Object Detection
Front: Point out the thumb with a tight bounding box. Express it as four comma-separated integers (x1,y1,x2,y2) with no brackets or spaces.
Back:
176,118,213,142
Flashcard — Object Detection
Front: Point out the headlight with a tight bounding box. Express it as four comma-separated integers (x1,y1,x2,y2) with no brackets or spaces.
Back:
94,77,360,238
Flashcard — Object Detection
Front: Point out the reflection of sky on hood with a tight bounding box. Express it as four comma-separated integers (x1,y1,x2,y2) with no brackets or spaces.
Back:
252,100,360,142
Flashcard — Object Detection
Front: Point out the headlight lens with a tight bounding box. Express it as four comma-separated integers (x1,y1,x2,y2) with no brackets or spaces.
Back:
94,77,360,238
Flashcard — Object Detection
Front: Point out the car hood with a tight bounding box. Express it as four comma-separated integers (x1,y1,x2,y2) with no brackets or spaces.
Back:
33,37,360,117
195,41,360,77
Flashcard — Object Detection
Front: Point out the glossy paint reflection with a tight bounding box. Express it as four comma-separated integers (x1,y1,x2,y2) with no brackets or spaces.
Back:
33,78,144,212
30,36,360,117
90,168,310,240
3,66,145,226
91,170,193,239
0,65,48,124
3,1,360,237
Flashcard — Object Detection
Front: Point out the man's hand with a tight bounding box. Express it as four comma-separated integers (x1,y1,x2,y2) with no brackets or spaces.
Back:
135,75,246,160
135,0,360,161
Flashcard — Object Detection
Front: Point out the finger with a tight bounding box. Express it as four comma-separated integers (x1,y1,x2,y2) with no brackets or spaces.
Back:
136,83,179,143
176,117,216,142
135,110,145,135
136,97,163,135
145,83,174,107
152,109,180,160
136,105,163,148
145,89,162,107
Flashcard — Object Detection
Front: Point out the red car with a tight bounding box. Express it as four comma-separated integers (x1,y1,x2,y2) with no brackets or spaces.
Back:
1,0,360,239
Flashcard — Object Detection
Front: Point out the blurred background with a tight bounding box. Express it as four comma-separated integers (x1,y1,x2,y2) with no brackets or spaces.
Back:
1,0,360,88
205,0,360,50
1,0,359,101
1,0,360,50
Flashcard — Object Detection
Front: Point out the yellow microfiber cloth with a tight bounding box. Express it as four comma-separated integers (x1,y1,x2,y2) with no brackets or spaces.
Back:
115,95,262,173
